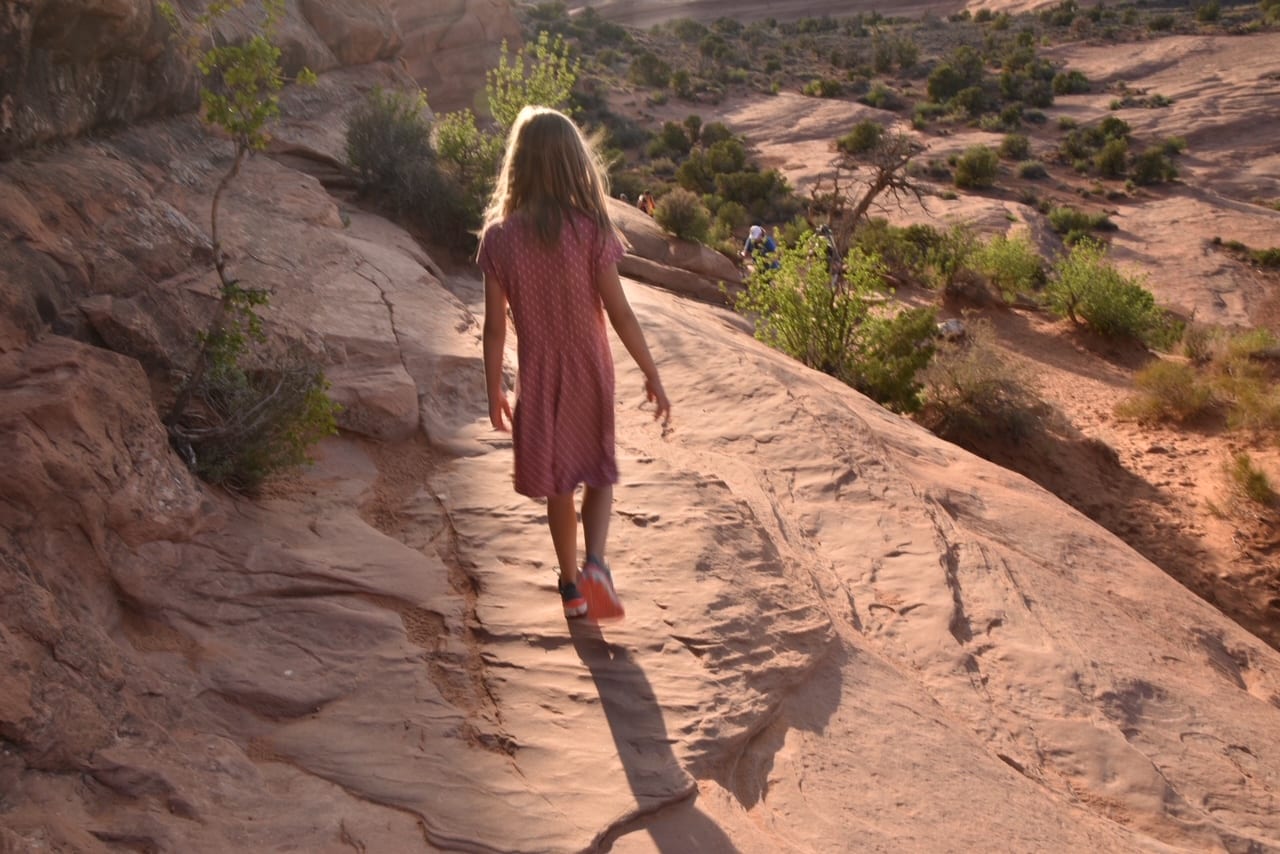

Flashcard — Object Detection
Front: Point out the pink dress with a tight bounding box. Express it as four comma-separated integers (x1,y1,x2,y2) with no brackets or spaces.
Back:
478,210,626,498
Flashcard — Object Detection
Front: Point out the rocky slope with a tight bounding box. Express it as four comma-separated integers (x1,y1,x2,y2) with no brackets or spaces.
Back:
5,1,1280,852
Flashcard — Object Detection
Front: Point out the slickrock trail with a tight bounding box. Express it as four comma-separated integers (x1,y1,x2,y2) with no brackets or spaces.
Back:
5,1,1280,851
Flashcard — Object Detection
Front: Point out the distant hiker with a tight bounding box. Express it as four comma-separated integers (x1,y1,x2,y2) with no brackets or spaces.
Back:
478,106,671,619
740,224,779,270
618,192,629,204
637,190,656,216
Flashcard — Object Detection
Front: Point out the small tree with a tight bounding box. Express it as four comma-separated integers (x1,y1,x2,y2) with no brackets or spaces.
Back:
1046,239,1171,346
433,30,581,213
486,31,580,131
160,0,337,491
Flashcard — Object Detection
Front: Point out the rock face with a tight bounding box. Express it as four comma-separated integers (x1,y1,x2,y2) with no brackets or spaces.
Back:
393,0,522,113
0,0,400,158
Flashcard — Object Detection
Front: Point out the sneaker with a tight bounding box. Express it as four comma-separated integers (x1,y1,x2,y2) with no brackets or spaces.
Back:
558,578,588,619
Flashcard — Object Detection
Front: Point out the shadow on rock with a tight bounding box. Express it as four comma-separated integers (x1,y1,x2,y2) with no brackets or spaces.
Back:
569,624,739,854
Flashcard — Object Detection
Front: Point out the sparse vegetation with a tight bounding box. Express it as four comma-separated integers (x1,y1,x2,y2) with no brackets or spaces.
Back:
1226,452,1276,506
1116,359,1216,423
920,317,1043,441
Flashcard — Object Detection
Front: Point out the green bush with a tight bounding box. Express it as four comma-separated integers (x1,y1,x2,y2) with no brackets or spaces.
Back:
837,120,884,156
1047,205,1114,237
734,236,936,412
1016,160,1048,179
347,88,435,210
954,145,1000,189
1052,70,1090,94
999,133,1030,160
1131,147,1177,185
970,233,1045,300
630,51,671,87
654,187,711,242
1094,137,1129,178
803,77,844,97
1046,239,1171,345
1116,360,1215,423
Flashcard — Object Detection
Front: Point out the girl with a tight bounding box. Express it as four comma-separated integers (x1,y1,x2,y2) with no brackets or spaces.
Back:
478,106,671,619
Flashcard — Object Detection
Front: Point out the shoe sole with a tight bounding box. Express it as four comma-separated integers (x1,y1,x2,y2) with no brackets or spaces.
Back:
563,600,588,619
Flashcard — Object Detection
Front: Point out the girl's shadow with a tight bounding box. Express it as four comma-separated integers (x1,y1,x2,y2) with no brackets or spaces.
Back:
569,622,739,853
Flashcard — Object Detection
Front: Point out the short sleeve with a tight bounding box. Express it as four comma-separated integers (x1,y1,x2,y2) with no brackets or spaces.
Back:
477,228,505,291
597,223,625,269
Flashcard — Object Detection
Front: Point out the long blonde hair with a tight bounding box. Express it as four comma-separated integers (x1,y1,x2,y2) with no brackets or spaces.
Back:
481,106,614,247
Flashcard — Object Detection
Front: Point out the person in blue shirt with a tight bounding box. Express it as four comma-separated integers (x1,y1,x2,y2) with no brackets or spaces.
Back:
740,224,779,269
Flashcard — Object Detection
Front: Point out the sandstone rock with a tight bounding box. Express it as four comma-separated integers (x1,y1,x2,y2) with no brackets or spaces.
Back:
298,0,401,66
394,0,521,114
610,198,743,304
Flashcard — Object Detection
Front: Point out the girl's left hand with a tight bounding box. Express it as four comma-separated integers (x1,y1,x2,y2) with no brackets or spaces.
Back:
490,395,513,432
645,377,671,426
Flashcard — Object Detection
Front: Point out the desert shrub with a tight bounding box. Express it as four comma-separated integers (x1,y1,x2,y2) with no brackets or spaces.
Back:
1254,247,1280,267
188,352,338,492
648,120,692,158
1226,453,1276,505
860,83,902,110
654,187,711,242
999,133,1030,161
1094,137,1129,178
837,120,884,156
1116,360,1215,423
671,17,707,42
954,145,1000,189
1052,70,1090,95
1148,13,1176,31
1131,147,1178,185
970,233,1045,300
346,89,476,245
920,318,1042,440
1046,239,1171,345
1196,0,1221,22
630,51,671,87
1016,160,1048,179
1047,205,1114,243
735,237,936,411
803,77,844,97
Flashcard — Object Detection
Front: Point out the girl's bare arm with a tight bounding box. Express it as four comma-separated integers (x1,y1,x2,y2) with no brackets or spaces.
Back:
483,273,514,431
596,263,671,423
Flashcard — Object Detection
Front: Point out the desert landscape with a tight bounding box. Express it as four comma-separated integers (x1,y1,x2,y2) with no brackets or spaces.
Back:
3,0,1280,852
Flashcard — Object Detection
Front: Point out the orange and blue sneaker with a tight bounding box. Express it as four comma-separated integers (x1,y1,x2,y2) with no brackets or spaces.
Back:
558,577,588,619
580,556,625,622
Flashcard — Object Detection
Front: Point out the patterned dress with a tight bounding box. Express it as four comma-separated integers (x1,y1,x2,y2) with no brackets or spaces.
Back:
478,210,626,498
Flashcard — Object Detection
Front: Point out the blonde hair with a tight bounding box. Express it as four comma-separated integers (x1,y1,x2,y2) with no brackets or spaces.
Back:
481,106,615,247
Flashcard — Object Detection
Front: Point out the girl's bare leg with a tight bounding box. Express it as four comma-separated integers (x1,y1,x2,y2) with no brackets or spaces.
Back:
581,483,613,565
546,493,579,584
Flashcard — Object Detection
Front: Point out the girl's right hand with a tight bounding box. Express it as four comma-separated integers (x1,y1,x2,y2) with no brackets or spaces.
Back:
490,394,513,432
